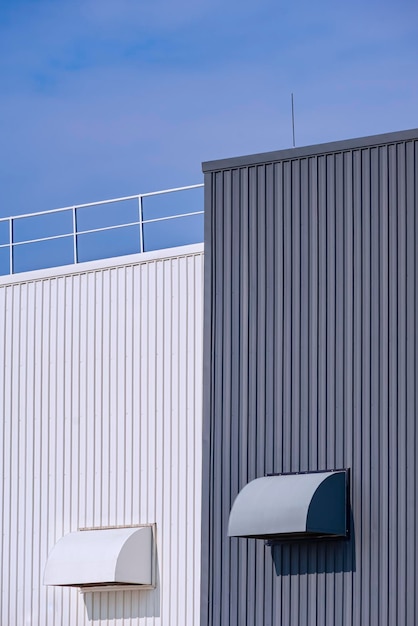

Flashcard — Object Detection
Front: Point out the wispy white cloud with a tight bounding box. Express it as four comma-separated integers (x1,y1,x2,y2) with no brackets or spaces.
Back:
0,0,417,217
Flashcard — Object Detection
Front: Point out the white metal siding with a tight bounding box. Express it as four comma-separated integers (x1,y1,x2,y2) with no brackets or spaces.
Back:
0,248,204,626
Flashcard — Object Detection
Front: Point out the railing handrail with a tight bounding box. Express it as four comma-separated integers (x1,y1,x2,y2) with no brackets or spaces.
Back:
0,183,204,223
0,183,204,274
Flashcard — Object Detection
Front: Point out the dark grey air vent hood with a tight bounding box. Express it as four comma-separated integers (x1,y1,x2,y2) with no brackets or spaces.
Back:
228,470,349,541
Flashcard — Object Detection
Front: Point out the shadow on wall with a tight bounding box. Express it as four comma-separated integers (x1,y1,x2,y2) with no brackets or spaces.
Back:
271,509,356,576
84,586,160,622
84,556,161,621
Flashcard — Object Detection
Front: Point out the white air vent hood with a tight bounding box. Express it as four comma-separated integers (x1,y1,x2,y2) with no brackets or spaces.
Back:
44,525,153,589
228,470,349,541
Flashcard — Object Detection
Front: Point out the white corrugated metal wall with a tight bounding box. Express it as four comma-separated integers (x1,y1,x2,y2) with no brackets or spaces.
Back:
0,246,204,626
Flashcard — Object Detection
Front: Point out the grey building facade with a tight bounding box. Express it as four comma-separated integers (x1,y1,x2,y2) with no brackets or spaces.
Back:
201,129,418,625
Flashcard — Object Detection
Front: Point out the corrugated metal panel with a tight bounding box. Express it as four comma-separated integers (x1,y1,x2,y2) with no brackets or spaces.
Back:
202,136,418,625
0,247,204,626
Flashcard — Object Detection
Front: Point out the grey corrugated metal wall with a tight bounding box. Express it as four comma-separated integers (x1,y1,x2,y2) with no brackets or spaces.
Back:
201,131,418,626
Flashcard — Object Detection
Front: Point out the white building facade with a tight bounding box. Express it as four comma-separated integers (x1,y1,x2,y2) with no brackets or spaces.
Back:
0,244,204,625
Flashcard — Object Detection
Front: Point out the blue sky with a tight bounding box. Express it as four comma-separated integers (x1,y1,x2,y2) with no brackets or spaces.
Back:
1,0,418,218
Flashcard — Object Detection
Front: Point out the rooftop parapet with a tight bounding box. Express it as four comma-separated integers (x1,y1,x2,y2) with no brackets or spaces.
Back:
0,184,203,275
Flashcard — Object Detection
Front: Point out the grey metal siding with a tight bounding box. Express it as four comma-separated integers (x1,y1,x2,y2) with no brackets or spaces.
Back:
202,133,418,626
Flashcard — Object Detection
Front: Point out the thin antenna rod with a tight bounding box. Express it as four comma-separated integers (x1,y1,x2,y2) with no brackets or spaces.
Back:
291,93,296,148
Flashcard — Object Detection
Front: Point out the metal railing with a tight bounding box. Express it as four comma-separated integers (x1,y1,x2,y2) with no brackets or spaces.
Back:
0,184,204,275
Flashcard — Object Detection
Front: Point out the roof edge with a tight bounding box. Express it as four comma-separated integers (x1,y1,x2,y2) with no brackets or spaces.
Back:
0,242,204,287
202,127,418,172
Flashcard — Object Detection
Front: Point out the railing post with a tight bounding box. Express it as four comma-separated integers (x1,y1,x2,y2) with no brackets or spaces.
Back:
3,184,203,275
72,207,77,263
9,218,13,274
138,195,144,253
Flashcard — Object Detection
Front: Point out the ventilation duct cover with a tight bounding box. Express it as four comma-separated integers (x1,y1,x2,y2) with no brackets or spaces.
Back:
228,470,348,541
44,526,153,588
